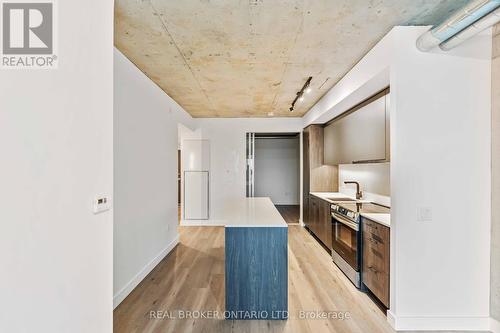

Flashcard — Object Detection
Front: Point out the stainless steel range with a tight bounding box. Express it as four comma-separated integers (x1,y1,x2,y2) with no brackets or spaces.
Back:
331,201,389,288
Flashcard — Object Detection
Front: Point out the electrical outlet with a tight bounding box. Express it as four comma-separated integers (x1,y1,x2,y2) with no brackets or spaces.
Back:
93,195,111,214
417,207,433,222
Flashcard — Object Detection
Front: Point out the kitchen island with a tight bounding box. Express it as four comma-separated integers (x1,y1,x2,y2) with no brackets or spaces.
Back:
223,197,288,320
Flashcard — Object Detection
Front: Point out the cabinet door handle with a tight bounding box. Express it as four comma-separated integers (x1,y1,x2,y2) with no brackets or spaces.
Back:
372,234,383,242
353,159,387,164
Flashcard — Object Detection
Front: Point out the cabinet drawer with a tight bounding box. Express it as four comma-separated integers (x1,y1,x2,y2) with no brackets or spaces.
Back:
362,260,389,307
363,235,388,274
362,218,390,308
363,219,389,244
364,233,387,257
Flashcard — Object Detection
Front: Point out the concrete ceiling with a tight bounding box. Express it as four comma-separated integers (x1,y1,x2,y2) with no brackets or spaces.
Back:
115,0,469,118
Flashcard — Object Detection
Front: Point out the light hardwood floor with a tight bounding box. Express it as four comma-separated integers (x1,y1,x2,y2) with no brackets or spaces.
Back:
275,205,300,224
114,226,395,333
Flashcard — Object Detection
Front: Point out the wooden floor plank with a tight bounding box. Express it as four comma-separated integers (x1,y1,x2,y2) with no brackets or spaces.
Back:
114,226,394,333
275,205,300,224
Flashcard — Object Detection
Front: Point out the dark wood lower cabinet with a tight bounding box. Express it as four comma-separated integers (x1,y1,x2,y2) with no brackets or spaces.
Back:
303,195,309,227
308,196,318,235
306,195,332,251
362,218,390,307
318,199,332,250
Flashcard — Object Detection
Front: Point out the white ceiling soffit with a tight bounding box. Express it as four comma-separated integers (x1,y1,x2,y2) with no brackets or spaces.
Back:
115,0,470,118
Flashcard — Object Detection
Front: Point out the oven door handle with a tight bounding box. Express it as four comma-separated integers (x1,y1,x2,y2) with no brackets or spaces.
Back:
332,212,359,231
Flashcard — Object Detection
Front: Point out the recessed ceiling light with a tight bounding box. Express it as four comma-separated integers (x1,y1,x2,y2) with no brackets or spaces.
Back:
299,96,305,102
305,87,312,94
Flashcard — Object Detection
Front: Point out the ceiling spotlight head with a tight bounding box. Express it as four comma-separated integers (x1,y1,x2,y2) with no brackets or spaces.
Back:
289,76,312,113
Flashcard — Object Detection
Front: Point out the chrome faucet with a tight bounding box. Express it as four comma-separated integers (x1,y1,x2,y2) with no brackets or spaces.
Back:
344,181,362,200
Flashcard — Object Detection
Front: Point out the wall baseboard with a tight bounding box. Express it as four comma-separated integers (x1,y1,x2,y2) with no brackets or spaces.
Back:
386,310,396,329
491,317,500,333
113,234,179,309
388,314,491,331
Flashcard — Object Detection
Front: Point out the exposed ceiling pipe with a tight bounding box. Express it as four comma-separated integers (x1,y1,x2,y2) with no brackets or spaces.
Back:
416,0,500,52
440,6,500,50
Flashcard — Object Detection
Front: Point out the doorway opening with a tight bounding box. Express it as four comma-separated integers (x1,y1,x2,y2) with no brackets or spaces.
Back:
246,132,300,224
177,149,181,222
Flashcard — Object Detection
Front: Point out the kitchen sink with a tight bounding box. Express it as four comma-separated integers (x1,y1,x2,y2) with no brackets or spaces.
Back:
325,197,357,202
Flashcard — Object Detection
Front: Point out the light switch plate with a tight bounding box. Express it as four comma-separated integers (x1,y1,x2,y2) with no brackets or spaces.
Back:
417,207,433,222
93,195,111,214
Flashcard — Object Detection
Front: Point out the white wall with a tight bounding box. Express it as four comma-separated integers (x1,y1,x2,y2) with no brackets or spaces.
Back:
182,118,303,225
304,26,492,331
113,49,196,307
338,163,390,207
254,137,300,205
178,124,202,149
391,28,491,330
491,23,500,327
0,1,114,332
178,125,202,221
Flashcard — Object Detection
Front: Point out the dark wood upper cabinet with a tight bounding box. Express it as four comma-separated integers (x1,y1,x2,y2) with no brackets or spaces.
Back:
324,90,390,165
303,125,338,194
307,125,324,169
303,125,338,232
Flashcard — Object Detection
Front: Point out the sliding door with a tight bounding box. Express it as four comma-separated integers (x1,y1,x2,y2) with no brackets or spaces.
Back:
246,133,255,197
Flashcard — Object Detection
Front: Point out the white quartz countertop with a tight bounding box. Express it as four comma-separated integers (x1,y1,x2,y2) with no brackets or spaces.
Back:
310,192,369,203
361,213,391,227
310,192,391,227
310,192,347,199
223,197,288,228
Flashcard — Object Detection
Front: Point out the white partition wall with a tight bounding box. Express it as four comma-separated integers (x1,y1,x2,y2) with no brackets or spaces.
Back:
184,171,209,219
182,139,210,171
113,49,196,308
0,1,114,331
182,140,210,220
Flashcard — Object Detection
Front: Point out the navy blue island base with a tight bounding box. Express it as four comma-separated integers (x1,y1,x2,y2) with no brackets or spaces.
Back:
225,226,288,320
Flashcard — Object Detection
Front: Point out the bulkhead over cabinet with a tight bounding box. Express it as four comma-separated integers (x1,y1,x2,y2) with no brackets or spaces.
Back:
324,90,390,165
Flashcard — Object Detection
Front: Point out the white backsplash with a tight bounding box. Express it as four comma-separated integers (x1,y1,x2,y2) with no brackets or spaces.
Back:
339,162,390,207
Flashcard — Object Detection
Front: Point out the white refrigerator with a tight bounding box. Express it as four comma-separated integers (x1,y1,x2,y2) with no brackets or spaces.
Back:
182,140,210,220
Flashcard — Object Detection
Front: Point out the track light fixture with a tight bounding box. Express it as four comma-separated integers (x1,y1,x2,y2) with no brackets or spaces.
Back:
289,76,312,112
